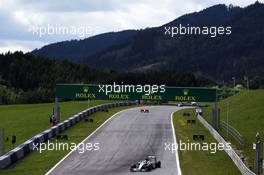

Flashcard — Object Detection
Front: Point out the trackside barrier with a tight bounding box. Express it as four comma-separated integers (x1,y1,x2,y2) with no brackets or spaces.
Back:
220,121,245,145
197,115,256,175
0,101,137,169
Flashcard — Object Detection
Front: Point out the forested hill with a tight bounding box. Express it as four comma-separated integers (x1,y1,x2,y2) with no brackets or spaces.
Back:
31,2,264,82
83,2,264,81
31,30,138,61
0,52,213,104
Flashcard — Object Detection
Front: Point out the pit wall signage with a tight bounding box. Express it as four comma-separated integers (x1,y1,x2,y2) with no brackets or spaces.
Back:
56,84,217,102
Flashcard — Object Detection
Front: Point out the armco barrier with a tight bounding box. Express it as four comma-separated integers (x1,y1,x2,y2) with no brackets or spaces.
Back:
220,120,245,145
0,101,136,169
197,115,256,175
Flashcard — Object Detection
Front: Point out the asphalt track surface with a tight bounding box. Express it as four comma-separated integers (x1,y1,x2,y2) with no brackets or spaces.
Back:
47,106,182,175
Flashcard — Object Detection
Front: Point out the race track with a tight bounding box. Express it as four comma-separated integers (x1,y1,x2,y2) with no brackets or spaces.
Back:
46,106,182,175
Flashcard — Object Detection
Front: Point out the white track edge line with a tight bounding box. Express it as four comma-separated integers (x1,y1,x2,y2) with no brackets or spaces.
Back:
45,107,134,175
171,112,182,175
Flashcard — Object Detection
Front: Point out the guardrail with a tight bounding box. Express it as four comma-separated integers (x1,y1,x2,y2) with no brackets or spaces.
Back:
220,121,245,145
197,114,256,175
0,101,136,169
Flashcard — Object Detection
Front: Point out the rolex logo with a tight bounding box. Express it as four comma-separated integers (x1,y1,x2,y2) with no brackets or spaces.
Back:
183,89,189,96
83,86,89,93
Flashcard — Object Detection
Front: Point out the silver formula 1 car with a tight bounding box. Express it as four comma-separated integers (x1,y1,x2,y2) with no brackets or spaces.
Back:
130,156,161,172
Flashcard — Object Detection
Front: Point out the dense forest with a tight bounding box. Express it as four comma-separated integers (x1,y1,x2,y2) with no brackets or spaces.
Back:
0,52,214,104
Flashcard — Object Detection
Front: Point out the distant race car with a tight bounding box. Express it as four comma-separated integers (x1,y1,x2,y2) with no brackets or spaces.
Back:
191,102,197,106
195,107,203,115
177,103,183,107
140,109,149,113
177,102,197,107
130,155,161,172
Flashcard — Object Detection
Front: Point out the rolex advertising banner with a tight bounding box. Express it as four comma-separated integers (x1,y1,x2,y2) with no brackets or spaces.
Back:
56,83,217,102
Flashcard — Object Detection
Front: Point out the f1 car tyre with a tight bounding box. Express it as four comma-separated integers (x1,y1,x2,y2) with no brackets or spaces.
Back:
156,161,161,168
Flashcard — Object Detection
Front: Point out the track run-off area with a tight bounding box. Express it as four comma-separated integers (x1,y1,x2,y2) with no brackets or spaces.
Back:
46,106,184,175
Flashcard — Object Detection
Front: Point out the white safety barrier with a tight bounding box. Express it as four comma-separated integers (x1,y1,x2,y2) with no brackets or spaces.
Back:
197,115,256,175
0,101,137,169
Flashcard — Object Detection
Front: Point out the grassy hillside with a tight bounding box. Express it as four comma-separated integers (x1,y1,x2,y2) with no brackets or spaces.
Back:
203,89,264,167
173,109,241,175
0,100,109,153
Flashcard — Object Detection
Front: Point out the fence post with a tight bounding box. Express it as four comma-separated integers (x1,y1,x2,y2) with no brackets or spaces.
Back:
254,133,263,175
54,97,60,123
0,128,4,156
212,102,220,131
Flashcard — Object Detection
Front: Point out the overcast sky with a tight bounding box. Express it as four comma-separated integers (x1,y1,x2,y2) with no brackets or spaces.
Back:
0,0,262,53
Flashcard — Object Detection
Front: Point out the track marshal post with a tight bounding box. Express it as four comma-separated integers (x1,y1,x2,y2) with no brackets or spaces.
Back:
212,90,220,131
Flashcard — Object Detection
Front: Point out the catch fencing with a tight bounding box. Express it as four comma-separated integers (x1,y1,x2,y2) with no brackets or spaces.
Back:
220,120,245,145
197,114,256,175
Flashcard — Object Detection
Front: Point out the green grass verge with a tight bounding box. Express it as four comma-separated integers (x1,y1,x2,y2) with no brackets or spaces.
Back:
173,108,241,175
0,105,135,175
0,100,110,153
203,89,264,167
